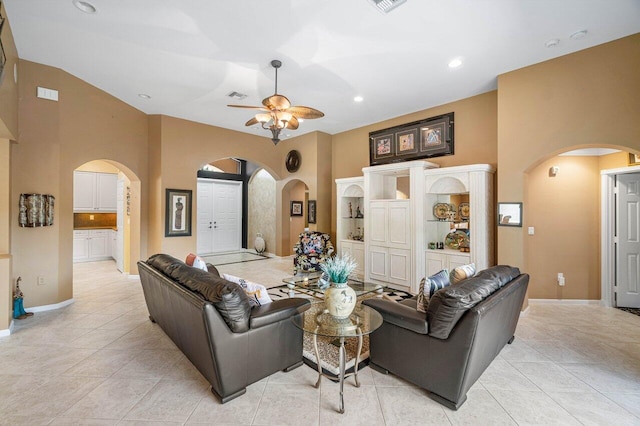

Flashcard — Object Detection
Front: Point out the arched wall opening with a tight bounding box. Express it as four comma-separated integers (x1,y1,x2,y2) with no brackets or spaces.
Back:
73,159,142,279
195,158,278,255
280,178,310,256
522,146,634,301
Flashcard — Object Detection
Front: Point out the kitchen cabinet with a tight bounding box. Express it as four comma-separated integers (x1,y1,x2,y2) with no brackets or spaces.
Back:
73,229,113,262
73,171,117,212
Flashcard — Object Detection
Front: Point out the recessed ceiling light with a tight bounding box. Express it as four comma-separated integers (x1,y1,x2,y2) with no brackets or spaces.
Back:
354,96,364,102
448,58,463,68
545,38,560,48
570,30,588,40
72,0,97,14
138,93,151,99
298,118,305,123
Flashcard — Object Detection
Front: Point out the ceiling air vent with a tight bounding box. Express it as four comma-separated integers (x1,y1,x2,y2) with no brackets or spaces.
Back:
368,0,407,13
227,91,247,100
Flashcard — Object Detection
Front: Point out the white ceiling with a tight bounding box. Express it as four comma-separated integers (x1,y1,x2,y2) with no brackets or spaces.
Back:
4,0,640,142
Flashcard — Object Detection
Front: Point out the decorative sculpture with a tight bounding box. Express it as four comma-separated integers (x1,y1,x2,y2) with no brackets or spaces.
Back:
13,277,34,319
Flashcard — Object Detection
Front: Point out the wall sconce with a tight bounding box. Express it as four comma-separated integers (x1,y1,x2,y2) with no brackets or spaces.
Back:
549,166,559,177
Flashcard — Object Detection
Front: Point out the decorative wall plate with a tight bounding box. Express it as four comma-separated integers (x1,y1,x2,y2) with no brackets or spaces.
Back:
285,150,301,172
433,202,454,219
444,230,470,250
458,202,470,220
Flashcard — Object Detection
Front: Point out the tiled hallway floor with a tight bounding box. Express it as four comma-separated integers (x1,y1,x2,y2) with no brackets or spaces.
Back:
1,259,639,425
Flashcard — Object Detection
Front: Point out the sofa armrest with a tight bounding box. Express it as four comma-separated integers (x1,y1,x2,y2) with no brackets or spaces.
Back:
363,298,428,334
250,298,311,329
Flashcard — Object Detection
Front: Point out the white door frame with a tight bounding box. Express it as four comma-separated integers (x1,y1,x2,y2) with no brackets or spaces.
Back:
600,164,640,307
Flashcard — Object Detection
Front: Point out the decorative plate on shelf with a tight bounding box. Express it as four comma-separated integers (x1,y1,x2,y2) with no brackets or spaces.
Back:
444,230,470,250
458,202,470,220
433,203,454,219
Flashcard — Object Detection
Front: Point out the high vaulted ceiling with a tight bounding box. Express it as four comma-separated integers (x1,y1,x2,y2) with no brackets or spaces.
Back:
5,0,640,141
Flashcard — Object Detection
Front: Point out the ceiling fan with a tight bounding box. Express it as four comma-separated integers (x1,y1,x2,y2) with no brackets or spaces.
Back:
228,60,324,145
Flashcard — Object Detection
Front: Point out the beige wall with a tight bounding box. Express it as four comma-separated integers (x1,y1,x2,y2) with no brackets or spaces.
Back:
11,60,149,309
525,156,600,299
331,91,498,238
149,115,289,258
210,158,240,173
248,169,276,255
497,33,640,301
599,151,632,170
0,2,19,141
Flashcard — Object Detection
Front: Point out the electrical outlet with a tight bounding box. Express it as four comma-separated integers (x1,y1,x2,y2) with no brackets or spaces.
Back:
37,276,45,285
557,273,565,287
528,227,535,235
89,215,94,220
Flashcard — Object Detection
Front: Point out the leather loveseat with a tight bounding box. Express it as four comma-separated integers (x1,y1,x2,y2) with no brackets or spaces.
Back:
363,265,528,410
138,254,311,403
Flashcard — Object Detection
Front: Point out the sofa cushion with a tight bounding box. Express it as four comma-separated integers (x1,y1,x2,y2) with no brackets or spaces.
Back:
426,265,520,339
185,253,207,271
222,273,273,307
450,263,476,285
146,254,251,333
416,269,450,313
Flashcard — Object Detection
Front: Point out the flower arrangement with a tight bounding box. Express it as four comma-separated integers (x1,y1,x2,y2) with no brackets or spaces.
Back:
320,253,357,284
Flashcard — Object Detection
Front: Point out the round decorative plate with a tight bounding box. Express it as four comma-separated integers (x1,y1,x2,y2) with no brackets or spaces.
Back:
458,202,470,220
444,230,470,250
285,150,301,173
433,203,453,219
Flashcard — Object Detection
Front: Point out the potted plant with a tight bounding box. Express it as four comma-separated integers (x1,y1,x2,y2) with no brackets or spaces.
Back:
320,254,358,318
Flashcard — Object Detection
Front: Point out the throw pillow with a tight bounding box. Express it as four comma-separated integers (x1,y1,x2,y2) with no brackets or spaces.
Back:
450,263,476,285
185,253,208,271
416,269,450,313
222,273,273,307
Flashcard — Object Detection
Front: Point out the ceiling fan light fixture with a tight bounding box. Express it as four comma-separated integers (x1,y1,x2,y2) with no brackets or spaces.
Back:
228,59,324,145
278,111,293,122
255,113,271,123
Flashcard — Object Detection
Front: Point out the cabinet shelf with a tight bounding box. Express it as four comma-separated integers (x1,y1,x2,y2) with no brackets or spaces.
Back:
426,219,468,223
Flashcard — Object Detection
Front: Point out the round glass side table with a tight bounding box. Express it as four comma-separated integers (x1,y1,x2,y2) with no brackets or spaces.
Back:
292,302,383,414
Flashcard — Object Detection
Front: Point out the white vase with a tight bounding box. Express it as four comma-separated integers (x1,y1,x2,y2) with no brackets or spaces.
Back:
254,233,266,254
324,282,357,319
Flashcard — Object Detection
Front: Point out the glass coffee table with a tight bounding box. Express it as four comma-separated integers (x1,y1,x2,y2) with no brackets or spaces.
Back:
282,272,387,300
291,302,383,414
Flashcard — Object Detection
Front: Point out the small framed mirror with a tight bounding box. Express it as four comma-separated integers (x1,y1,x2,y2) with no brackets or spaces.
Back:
497,202,523,227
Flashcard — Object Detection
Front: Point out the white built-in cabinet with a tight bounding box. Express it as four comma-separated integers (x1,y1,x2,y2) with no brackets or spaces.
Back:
361,161,495,294
73,171,118,212
335,177,366,279
73,229,115,262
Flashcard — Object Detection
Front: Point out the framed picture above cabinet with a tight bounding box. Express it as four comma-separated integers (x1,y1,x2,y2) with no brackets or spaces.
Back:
369,112,454,166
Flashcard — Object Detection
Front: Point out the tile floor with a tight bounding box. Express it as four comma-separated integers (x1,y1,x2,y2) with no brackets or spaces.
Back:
1,258,639,425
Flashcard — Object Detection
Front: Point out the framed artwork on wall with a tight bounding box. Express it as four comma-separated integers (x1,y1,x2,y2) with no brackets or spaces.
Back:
290,200,303,216
497,202,523,227
165,189,192,237
307,200,316,224
369,112,454,166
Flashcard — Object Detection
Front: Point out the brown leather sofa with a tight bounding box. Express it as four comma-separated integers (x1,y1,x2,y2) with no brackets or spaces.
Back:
138,254,311,403
363,265,528,410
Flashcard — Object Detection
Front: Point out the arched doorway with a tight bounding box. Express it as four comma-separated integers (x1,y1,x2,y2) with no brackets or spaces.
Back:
280,179,310,256
523,146,636,303
196,158,278,255
72,160,141,278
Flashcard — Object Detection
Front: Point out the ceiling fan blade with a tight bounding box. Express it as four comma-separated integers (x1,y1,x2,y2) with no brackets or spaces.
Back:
262,94,291,110
287,106,324,119
245,117,259,126
286,115,299,130
227,104,268,110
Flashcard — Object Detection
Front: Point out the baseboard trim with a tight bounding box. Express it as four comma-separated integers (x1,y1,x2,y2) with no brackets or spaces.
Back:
528,299,600,305
520,305,530,317
127,274,140,280
27,298,75,313
0,320,15,337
